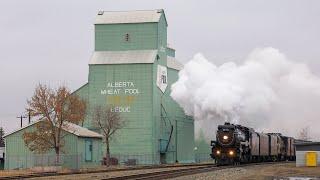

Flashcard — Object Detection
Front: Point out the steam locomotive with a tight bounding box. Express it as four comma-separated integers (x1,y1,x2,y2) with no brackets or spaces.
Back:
210,122,295,165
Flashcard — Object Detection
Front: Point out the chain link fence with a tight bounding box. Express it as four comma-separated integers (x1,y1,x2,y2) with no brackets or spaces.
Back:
195,153,214,163
5,153,213,170
109,154,159,165
109,153,213,165
5,154,81,170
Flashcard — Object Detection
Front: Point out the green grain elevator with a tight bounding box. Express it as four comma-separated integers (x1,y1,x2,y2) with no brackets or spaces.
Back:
74,9,195,164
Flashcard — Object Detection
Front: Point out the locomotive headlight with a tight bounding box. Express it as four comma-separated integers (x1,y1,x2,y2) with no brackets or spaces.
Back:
223,135,228,140
229,150,234,156
216,150,221,155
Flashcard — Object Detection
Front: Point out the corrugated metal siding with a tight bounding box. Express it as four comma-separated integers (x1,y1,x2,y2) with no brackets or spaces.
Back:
4,124,80,169
157,14,167,54
296,151,320,167
78,137,103,168
250,133,259,156
4,123,102,169
95,23,158,51
87,64,154,156
73,83,89,102
73,83,90,128
269,135,278,156
259,133,269,156
168,68,194,163
152,13,170,163
296,145,320,151
167,56,183,71
74,9,194,165
151,63,194,164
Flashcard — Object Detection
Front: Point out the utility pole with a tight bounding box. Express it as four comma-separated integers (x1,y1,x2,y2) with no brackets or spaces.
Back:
26,109,33,124
27,110,32,124
28,111,31,124
17,115,27,128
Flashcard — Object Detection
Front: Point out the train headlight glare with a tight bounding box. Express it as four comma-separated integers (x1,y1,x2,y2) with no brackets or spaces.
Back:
223,135,228,140
229,150,234,155
216,150,221,155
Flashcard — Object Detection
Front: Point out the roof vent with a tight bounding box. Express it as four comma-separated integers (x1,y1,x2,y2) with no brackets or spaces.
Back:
98,11,104,15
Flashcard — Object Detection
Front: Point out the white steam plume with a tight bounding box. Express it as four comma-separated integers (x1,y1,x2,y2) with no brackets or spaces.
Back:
171,47,320,141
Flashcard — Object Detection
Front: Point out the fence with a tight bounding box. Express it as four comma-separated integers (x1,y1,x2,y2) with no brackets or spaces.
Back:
109,154,159,165
5,154,81,170
5,153,213,170
109,153,213,165
195,153,213,163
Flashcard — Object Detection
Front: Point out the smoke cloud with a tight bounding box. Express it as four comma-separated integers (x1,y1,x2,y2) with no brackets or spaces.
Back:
171,47,320,141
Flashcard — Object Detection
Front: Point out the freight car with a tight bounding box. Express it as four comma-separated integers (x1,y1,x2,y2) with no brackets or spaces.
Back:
210,122,296,165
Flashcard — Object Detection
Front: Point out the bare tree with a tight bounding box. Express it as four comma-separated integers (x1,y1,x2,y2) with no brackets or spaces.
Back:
298,126,310,141
23,84,86,162
93,105,125,166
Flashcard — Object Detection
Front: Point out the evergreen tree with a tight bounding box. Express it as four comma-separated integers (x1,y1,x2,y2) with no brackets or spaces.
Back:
0,127,4,147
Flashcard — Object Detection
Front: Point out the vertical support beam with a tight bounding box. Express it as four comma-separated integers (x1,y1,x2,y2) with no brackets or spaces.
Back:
175,119,178,163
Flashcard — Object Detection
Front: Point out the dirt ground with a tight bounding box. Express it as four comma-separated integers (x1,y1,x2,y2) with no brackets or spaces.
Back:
173,163,320,180
0,163,209,178
2,163,320,180
28,166,206,180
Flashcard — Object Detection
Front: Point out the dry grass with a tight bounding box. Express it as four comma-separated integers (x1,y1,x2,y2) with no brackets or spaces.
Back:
0,166,112,177
0,169,33,177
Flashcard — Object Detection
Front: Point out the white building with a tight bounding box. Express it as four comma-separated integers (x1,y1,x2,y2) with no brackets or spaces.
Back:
295,142,320,167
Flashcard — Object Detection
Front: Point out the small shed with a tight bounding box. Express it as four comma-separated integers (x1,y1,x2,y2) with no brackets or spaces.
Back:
295,142,320,167
4,121,103,170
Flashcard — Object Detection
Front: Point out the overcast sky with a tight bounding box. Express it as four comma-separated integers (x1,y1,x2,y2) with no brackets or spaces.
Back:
0,0,319,133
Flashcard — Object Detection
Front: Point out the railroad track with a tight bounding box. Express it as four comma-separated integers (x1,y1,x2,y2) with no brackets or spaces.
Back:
103,161,291,180
104,165,218,180
0,161,291,180
0,163,213,180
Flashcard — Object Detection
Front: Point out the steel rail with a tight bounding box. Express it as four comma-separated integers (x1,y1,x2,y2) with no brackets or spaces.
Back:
104,165,218,180
103,161,291,180
0,161,291,180
0,163,213,180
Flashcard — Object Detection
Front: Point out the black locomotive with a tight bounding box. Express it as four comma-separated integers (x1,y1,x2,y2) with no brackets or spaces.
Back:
210,122,295,165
